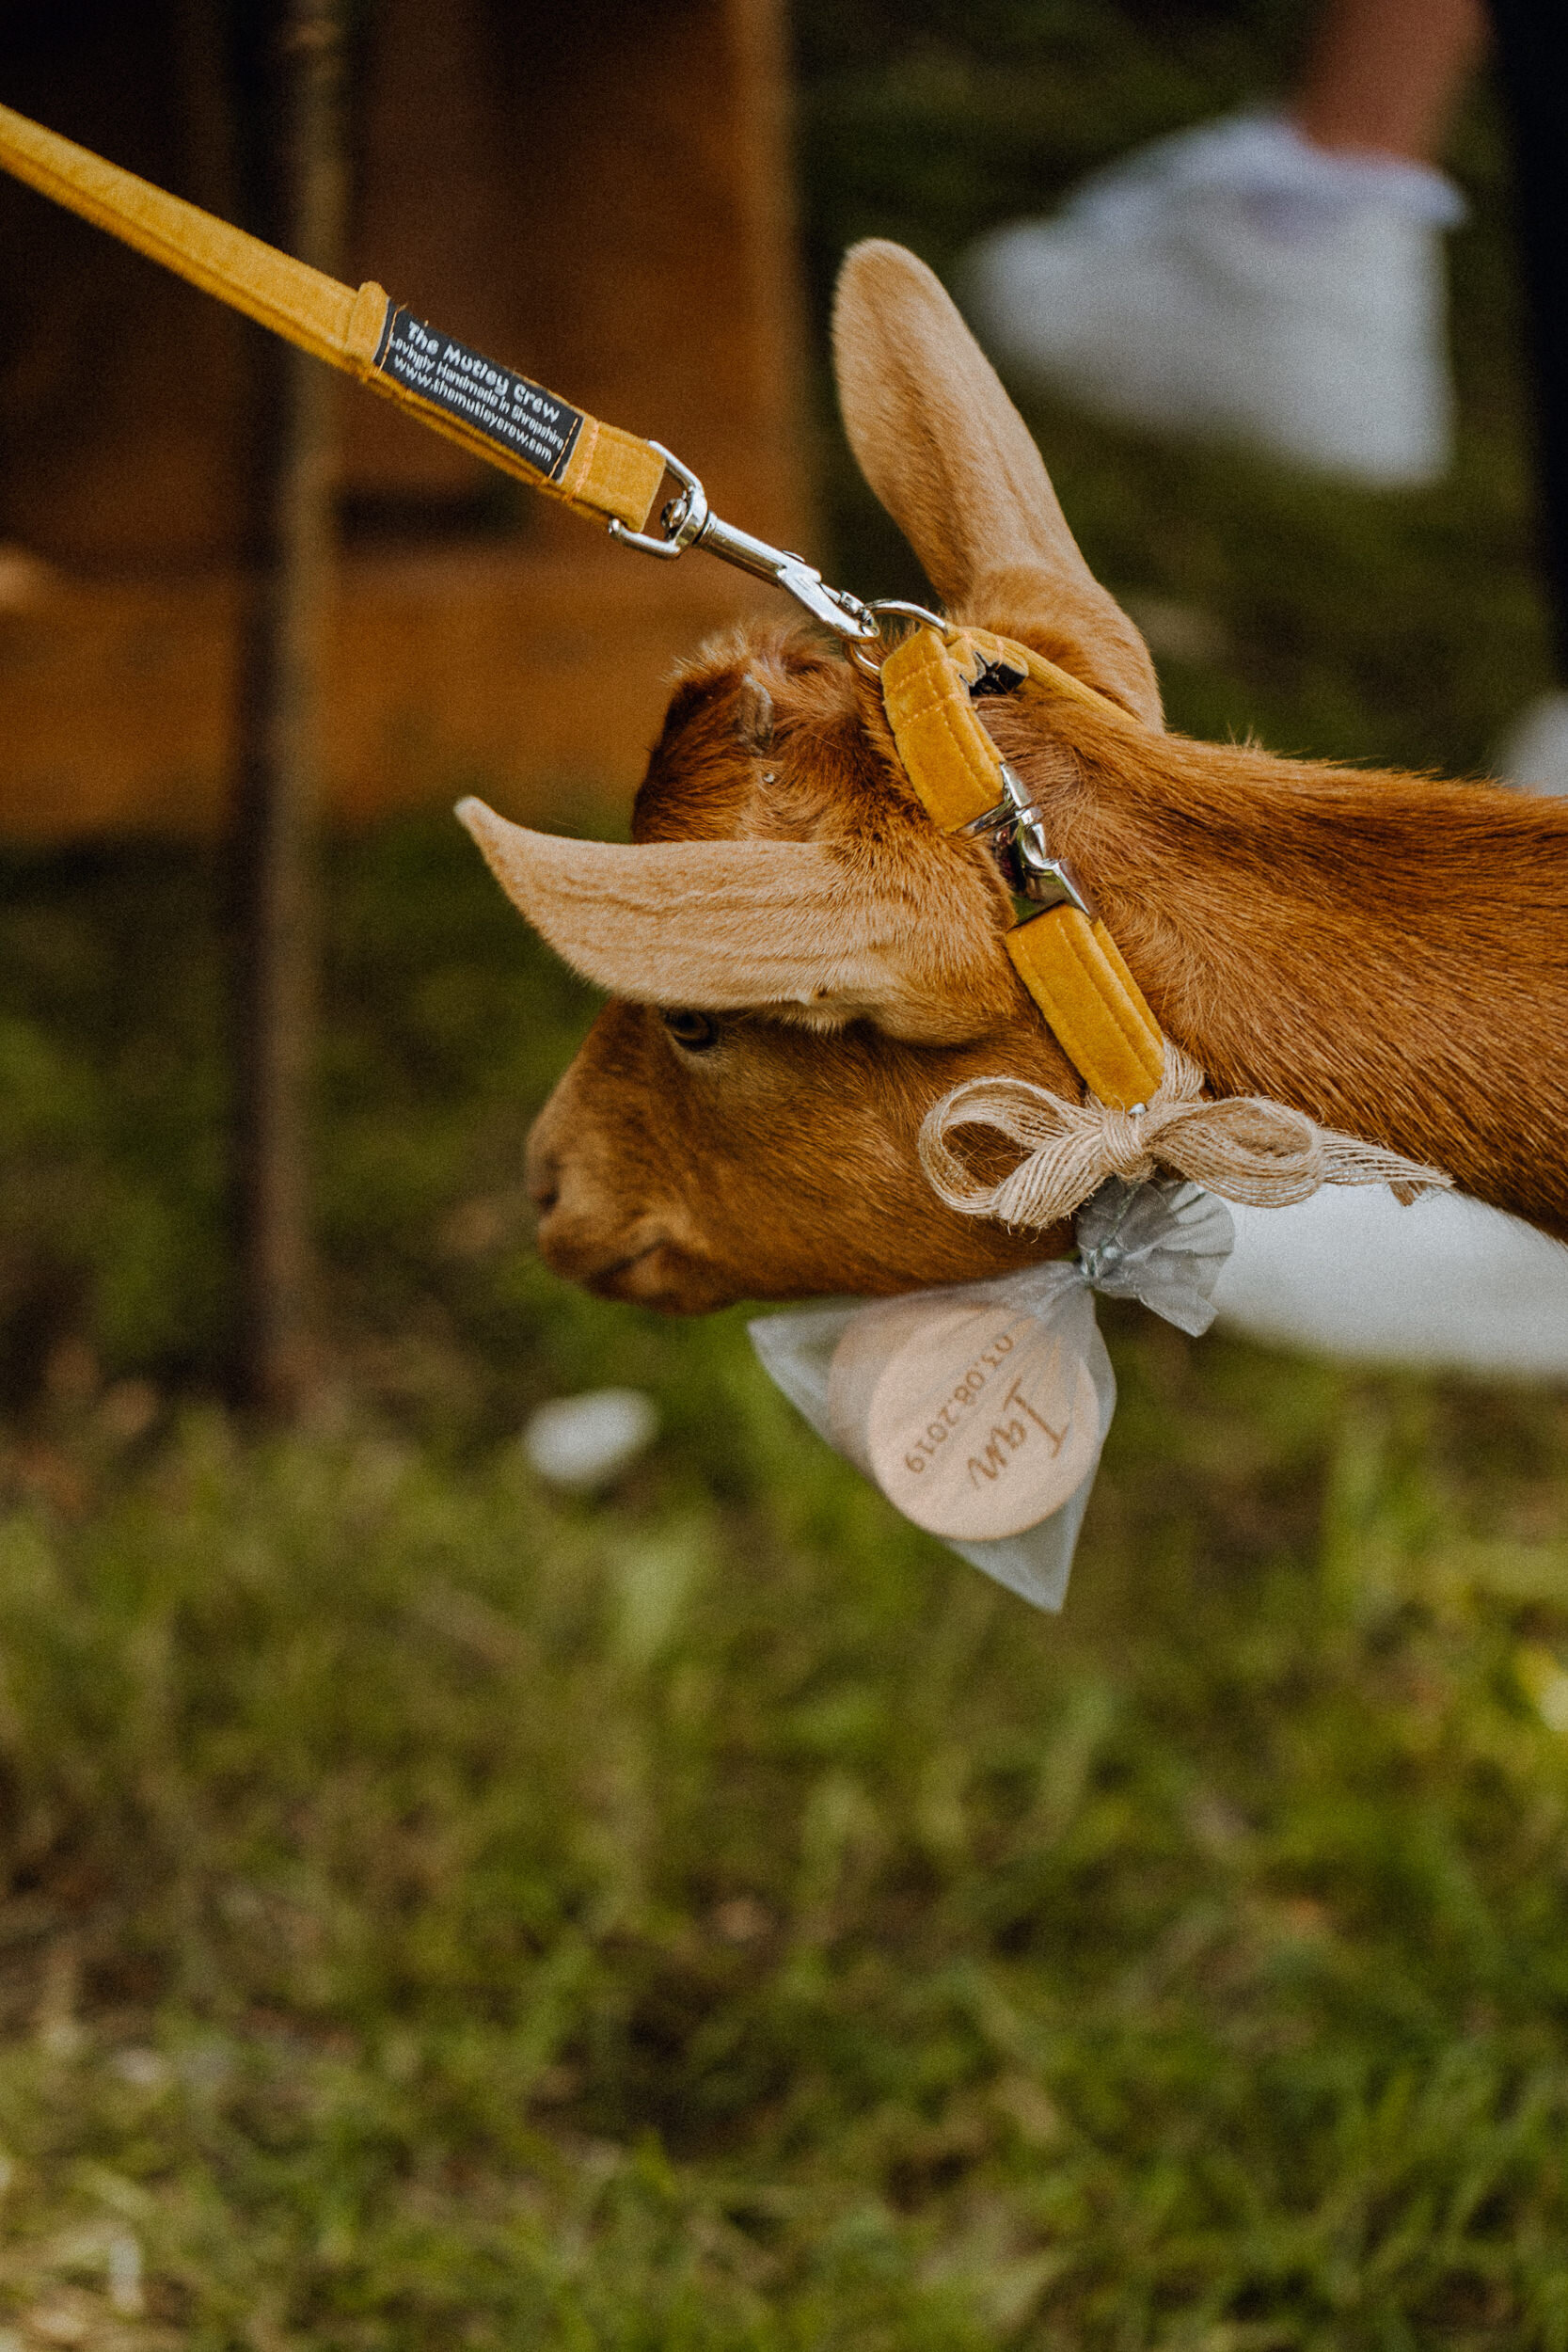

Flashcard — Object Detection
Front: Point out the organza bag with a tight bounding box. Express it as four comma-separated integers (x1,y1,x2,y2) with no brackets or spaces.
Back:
749,1179,1233,1612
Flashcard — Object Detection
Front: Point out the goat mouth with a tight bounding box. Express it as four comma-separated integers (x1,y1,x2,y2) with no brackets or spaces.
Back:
579,1238,729,1314
581,1241,662,1295
533,1213,733,1312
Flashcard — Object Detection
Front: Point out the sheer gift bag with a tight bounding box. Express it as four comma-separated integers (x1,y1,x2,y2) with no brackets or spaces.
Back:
750,1180,1233,1611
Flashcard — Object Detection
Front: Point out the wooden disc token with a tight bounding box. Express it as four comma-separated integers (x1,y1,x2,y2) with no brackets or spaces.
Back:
829,1298,1100,1541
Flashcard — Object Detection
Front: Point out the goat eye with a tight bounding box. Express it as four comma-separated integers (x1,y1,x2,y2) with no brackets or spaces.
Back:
661,1009,720,1053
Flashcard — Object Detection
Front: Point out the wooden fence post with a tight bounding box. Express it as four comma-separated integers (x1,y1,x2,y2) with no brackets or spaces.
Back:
230,0,347,1414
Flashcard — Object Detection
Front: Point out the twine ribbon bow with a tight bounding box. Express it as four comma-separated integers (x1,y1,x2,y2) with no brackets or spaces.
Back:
919,1044,1452,1230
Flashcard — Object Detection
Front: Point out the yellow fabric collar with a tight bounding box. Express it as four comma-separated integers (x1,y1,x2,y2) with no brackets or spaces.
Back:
879,625,1164,1111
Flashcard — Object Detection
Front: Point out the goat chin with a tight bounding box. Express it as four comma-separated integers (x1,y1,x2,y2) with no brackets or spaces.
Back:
533,1217,733,1316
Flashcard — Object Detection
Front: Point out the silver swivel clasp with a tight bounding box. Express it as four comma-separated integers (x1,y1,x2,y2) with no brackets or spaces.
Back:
607,443,881,644
959,763,1096,920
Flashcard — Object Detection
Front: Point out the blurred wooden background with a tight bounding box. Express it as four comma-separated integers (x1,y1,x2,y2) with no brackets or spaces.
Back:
0,0,809,835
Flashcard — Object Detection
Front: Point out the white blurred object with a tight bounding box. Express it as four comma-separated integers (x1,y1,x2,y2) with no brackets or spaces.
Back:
523,1389,658,1489
1495,691,1568,796
958,113,1462,487
1212,1190,1568,1375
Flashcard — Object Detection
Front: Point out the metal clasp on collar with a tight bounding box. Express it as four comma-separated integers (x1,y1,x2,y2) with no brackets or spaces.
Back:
960,762,1096,920
607,443,881,644
847,599,958,676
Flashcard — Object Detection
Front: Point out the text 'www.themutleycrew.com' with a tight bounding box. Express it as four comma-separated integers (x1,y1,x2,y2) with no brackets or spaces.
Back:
374,309,583,479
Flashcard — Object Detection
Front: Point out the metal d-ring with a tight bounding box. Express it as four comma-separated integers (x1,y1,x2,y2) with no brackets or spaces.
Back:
605,443,709,561
848,599,958,676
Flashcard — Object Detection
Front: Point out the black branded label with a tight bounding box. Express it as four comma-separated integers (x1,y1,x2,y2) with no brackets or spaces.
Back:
372,305,583,482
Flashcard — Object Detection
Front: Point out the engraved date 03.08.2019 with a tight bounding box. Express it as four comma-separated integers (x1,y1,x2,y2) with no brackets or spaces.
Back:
900,1339,1072,1488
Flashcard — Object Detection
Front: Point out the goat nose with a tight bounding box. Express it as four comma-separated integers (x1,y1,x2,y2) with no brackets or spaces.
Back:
526,1139,561,1216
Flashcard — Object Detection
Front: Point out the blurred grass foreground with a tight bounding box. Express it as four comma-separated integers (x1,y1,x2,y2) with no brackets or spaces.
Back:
6,3,1568,2345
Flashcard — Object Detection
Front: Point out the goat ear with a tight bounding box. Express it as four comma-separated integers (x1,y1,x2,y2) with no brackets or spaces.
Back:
456,798,1012,1041
733,673,774,750
832,238,1161,726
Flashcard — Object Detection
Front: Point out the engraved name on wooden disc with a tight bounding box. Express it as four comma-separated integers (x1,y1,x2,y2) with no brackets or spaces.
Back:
828,1298,1100,1541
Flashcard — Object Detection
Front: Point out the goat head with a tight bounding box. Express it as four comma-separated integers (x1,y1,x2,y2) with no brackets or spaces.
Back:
462,241,1568,1311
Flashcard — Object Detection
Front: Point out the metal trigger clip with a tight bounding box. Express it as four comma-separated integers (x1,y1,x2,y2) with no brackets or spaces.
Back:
607,443,881,644
960,763,1097,920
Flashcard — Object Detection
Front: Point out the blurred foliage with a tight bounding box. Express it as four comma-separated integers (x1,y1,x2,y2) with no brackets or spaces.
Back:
0,0,1566,2341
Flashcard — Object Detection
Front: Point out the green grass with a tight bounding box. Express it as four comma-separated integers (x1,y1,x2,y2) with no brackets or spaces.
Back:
6,1318,1568,2344
3,1,1568,2341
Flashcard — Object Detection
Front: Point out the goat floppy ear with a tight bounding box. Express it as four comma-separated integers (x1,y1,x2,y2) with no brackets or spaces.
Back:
832,239,1161,727
457,799,1014,1041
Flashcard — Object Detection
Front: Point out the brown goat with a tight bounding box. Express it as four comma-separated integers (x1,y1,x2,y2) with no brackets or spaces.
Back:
460,240,1568,1314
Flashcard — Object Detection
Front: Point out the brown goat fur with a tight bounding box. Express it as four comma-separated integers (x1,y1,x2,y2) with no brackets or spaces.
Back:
460,241,1568,1313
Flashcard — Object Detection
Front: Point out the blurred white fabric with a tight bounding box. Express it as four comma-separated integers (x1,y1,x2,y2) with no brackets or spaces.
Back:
1495,691,1568,796
958,113,1461,486
1212,1190,1568,1375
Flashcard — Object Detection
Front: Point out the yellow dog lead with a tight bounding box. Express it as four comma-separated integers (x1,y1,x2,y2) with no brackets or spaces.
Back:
0,97,1167,1108
0,99,667,534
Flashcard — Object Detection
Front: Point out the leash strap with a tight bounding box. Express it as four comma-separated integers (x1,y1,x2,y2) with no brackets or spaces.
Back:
880,625,1165,1111
0,101,666,533
0,99,1157,1107
0,103,889,638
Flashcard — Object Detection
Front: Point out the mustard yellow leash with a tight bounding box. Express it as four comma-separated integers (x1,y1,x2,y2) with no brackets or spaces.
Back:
0,98,1164,1108
0,101,874,632
0,100,666,532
